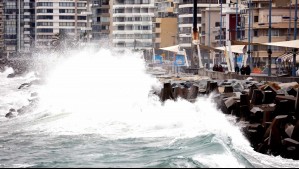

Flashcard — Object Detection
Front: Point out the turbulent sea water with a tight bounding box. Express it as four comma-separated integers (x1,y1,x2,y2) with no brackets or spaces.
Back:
0,48,299,168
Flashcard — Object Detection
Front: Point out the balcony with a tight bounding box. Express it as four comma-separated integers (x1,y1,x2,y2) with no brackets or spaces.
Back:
24,18,30,22
155,18,161,23
24,38,31,42
166,7,174,13
24,31,30,34
154,27,161,33
80,27,92,31
81,11,92,15
155,38,161,43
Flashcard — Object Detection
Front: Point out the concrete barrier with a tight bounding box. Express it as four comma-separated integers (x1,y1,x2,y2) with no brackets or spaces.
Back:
198,69,299,83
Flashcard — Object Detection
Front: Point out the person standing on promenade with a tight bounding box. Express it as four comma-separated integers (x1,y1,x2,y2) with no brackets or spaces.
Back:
240,65,246,75
235,65,240,74
245,65,251,75
219,65,223,72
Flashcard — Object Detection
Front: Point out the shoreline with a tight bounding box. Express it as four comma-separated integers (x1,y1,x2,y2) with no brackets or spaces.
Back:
156,73,299,160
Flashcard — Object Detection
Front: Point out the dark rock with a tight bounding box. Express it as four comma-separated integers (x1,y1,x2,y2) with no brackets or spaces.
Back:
7,73,16,78
208,82,219,94
263,90,275,104
248,84,259,100
5,112,15,118
188,85,199,100
251,89,264,105
31,92,38,97
160,83,174,102
224,85,234,93
287,88,297,97
18,83,31,89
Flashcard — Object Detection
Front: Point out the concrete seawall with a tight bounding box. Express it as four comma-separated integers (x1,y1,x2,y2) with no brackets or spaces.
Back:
198,69,299,83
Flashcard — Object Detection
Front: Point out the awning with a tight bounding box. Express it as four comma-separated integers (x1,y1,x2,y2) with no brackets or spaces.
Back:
232,40,299,49
262,40,299,49
159,45,180,53
276,53,293,62
215,45,246,54
276,52,299,62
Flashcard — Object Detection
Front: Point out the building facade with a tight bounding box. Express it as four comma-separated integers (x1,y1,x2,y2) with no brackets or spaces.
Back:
0,0,4,57
91,0,110,43
35,0,92,50
153,0,178,49
1,0,36,57
111,0,155,50
240,0,299,67
177,0,220,56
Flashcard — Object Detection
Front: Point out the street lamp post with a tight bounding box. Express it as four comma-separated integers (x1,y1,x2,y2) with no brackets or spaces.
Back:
288,0,292,41
18,0,21,53
219,0,223,63
292,0,298,77
235,0,239,68
192,0,198,68
208,2,211,69
268,0,272,76
247,0,251,68
236,0,239,41
171,35,176,45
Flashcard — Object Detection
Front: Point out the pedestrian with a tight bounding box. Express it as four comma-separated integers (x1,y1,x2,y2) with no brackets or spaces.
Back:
219,65,223,72
235,64,240,74
240,65,246,75
245,65,251,75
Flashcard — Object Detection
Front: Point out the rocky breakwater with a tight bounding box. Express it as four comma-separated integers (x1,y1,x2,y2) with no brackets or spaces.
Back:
4,78,45,119
157,77,299,160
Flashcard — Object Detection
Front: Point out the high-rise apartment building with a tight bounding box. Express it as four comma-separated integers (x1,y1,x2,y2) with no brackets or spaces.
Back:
0,0,4,56
240,0,299,67
177,0,220,56
2,0,35,57
153,0,178,49
111,0,155,50
91,0,110,43
35,0,92,50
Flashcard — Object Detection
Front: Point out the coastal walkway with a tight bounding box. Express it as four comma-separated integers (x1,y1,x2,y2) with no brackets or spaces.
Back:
190,68,299,83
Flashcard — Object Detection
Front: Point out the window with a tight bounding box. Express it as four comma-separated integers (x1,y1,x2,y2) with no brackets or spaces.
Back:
254,16,258,23
215,22,220,27
253,30,258,37
37,28,53,33
101,17,109,22
59,29,75,33
77,23,86,27
37,15,53,20
59,22,75,26
97,9,109,14
59,2,75,7
77,3,86,7
59,16,75,20
270,16,282,23
37,2,53,6
37,9,53,13
59,9,75,13
5,27,16,33
77,16,86,20
266,29,280,36
37,22,53,26
77,9,85,14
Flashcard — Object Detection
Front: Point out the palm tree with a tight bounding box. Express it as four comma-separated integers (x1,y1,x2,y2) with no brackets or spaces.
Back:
51,30,79,54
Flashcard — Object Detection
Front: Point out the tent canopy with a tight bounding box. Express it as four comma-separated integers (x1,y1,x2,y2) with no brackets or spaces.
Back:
262,40,299,49
215,45,246,54
159,45,180,53
232,40,299,49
